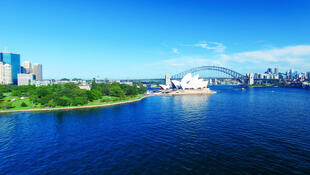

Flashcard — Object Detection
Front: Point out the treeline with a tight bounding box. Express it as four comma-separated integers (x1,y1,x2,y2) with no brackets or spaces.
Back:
0,82,146,109
91,81,146,98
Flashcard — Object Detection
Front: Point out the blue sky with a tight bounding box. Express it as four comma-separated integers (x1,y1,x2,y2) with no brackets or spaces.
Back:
1,0,310,79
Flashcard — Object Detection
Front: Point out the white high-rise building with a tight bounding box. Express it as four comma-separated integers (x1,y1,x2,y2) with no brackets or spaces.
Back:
0,62,13,85
17,73,35,86
165,73,171,87
33,63,43,81
4,64,13,85
274,68,279,75
23,61,32,73
248,73,254,85
0,62,3,84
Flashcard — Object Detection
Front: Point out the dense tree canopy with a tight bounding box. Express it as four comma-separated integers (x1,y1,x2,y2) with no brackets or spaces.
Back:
0,82,146,109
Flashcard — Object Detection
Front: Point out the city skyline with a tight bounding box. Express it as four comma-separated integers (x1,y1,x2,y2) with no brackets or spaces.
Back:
1,0,310,79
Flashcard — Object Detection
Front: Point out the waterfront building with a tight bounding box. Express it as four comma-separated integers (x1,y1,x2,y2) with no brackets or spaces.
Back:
262,73,268,79
33,63,43,80
23,61,32,73
17,73,35,86
172,73,209,90
279,73,287,79
307,72,310,80
274,74,279,79
248,73,254,85
254,73,259,79
0,52,21,84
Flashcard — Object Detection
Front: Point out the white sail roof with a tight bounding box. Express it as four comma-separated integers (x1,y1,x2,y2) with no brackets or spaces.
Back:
171,73,208,90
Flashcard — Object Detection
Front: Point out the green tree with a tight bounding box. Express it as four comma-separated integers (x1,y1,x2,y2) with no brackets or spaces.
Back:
87,89,102,101
1,101,14,110
109,85,125,98
57,96,72,106
72,97,87,106
21,102,28,107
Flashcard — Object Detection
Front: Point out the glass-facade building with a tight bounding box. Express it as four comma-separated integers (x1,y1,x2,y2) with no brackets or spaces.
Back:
0,53,21,84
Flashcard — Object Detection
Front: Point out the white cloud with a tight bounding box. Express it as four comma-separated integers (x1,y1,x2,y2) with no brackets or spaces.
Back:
157,45,310,73
194,41,226,53
172,48,180,54
224,45,310,65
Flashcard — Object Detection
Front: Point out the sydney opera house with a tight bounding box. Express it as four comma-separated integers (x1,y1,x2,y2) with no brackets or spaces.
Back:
159,73,215,95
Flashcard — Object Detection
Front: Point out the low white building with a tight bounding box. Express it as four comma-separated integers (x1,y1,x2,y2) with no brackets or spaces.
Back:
78,85,91,90
17,73,35,86
120,81,133,86
34,80,52,87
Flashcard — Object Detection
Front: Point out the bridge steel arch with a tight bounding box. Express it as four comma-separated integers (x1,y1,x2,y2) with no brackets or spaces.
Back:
171,66,247,82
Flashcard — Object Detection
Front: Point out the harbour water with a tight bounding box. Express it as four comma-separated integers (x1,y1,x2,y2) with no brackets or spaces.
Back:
0,86,310,174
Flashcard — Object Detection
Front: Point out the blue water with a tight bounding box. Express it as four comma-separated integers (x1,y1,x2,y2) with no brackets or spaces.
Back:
0,86,310,175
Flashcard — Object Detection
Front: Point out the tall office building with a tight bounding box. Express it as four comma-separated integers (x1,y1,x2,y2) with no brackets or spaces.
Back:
165,73,171,87
248,73,254,85
0,52,21,84
23,61,32,73
33,63,43,81
274,68,279,75
0,62,13,85
20,66,26,73
4,64,13,85
266,68,272,74
289,69,295,79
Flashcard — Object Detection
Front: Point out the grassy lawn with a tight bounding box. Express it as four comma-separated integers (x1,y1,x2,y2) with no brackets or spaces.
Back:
0,94,145,111
1,94,34,110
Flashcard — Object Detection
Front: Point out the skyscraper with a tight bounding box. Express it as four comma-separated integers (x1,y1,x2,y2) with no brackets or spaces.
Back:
0,62,13,85
23,61,32,73
4,64,13,85
248,73,254,85
165,73,171,87
274,68,279,75
289,69,295,79
266,68,272,74
0,52,21,84
33,63,43,81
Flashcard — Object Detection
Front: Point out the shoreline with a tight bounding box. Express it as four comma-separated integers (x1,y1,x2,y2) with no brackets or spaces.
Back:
0,90,217,114
0,95,155,114
245,85,305,89
157,88,216,95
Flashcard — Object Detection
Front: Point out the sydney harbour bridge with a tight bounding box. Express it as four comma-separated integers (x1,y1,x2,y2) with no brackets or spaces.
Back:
126,66,252,85
124,66,279,85
170,66,247,82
